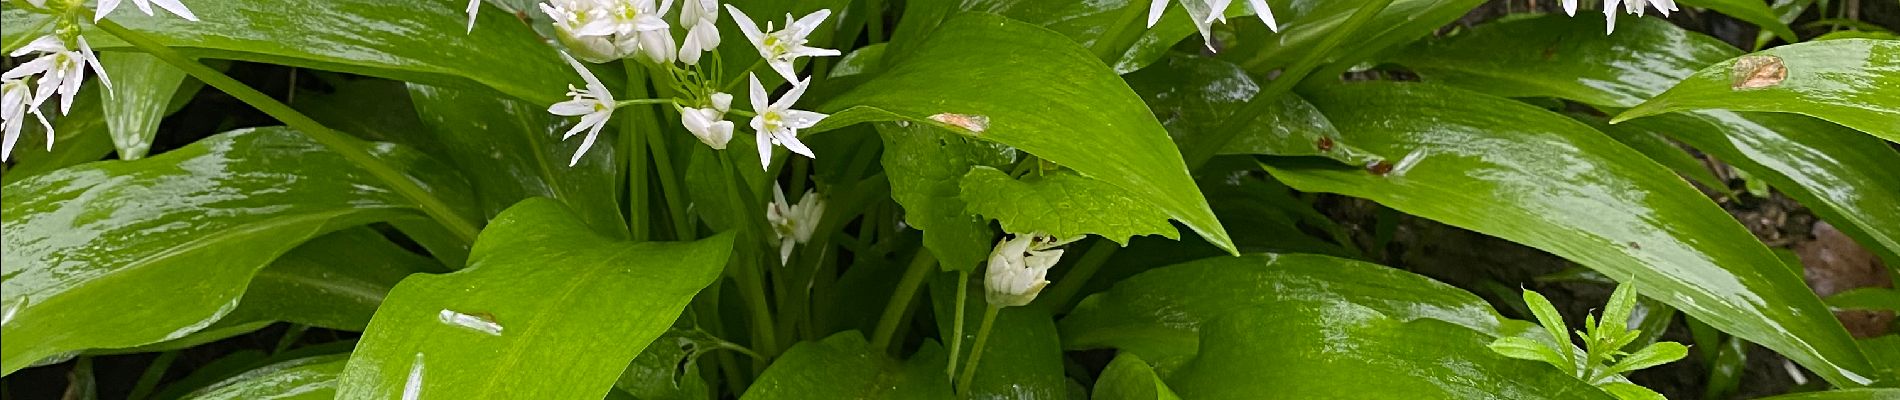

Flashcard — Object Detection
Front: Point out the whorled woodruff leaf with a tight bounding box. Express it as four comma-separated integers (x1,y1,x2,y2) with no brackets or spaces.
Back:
0,127,473,376
1617,39,1900,144
960,166,1179,245
741,332,953,399
1257,82,1875,386
336,199,735,399
876,122,1012,271
1,0,574,104
818,13,1235,254
1060,254,1611,398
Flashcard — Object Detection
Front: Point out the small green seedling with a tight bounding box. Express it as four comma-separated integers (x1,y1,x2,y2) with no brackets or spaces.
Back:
1490,283,1689,400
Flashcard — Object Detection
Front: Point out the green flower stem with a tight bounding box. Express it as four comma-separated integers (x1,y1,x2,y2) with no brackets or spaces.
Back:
623,62,654,241
91,19,483,243
945,270,970,381
722,59,768,92
867,0,887,43
718,150,780,364
955,305,1002,395
1034,240,1119,312
870,250,938,352
1180,0,1397,171
629,67,693,242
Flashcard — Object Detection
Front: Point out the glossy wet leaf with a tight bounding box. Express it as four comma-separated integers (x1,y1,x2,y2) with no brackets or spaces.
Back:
1677,0,1799,42
740,332,953,400
407,84,626,238
1574,117,1724,190
962,166,1176,244
616,332,712,400
180,354,349,400
877,122,1012,271
1,0,573,104
98,52,188,160
884,0,1197,73
1824,288,1900,312
1126,54,1375,166
819,13,1234,254
1616,39,1900,144
1750,389,1900,400
1061,254,1610,398
1257,82,1875,386
336,199,735,399
1391,15,1900,267
1221,0,1485,74
930,274,1069,400
1093,353,1181,400
0,127,471,376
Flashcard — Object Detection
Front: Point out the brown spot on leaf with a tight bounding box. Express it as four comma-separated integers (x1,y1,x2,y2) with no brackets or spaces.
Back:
1317,136,1336,152
929,113,991,135
1366,160,1394,176
1731,55,1787,90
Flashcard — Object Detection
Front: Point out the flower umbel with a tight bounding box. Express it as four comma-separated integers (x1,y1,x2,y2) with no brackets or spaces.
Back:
766,183,824,264
2,79,53,162
96,0,199,22
726,6,841,82
984,233,1082,307
678,92,735,149
6,35,111,117
548,52,617,166
1146,0,1279,51
748,73,826,169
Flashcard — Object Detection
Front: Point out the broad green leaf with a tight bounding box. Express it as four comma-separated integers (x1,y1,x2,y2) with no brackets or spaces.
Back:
1616,39,1900,144
1093,353,1181,400
1392,15,1900,267
1,127,472,376
1677,0,1799,42
1061,254,1611,398
98,52,187,160
2,0,573,104
1824,288,1900,312
741,332,953,400
818,13,1234,254
1598,382,1667,400
961,166,1178,245
876,122,1011,271
1574,117,1724,190
336,199,735,399
1125,54,1376,165
883,0,1196,73
931,274,1069,400
1,85,113,184
1749,389,1900,400
407,84,626,238
181,354,349,400
1221,0,1486,74
616,332,712,400
1257,82,1874,386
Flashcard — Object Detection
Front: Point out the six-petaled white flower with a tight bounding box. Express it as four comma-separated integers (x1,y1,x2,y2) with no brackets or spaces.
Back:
607,0,677,64
1563,0,1678,34
96,0,198,22
2,79,53,162
5,35,111,117
748,73,825,169
1146,0,1278,51
679,0,723,65
542,0,621,62
984,233,1081,308
548,52,618,166
678,92,734,149
726,6,840,82
766,183,824,264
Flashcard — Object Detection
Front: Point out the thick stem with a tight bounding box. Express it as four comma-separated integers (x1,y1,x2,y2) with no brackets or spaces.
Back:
92,20,481,242
955,306,1002,395
870,250,938,351
720,151,780,364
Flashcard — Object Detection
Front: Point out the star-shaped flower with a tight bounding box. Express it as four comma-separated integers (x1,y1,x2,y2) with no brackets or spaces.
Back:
726,6,841,82
5,35,111,117
747,73,826,168
1563,0,1678,34
96,0,198,21
1146,0,1278,51
548,52,617,166
766,183,824,264
2,79,53,161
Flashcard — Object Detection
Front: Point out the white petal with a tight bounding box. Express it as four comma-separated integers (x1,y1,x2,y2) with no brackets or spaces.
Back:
779,238,795,264
632,14,670,32
775,77,810,110
95,0,123,21
777,131,814,159
1247,0,1278,32
131,0,156,15
2,57,55,80
558,52,613,102
789,9,832,37
755,128,774,169
568,119,606,166
725,5,768,52
149,0,199,21
466,0,482,32
710,92,733,114
79,37,112,95
34,110,52,151
782,46,841,59
779,110,827,129
1562,0,1579,16
549,99,596,116
706,121,733,149
1146,0,1169,27
748,73,769,114
13,36,63,57
767,60,799,84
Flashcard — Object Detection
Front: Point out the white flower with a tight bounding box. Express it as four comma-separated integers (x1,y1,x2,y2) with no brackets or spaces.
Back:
2,79,54,162
543,0,622,62
726,6,841,82
679,0,722,65
466,0,483,33
1563,0,1678,34
678,92,733,149
606,0,676,64
5,35,111,117
747,73,825,168
984,233,1081,307
766,183,824,264
1146,0,1278,51
548,52,617,166
95,0,198,21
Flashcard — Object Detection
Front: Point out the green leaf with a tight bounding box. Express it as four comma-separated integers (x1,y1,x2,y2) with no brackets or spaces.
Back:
1573,117,1724,190
1749,389,1900,400
1522,289,1575,371
1062,254,1610,398
884,0,1189,73
1258,82,1875,386
876,122,1011,271
1490,336,1569,369
1093,353,1181,400
741,332,953,399
1602,283,1639,334
1824,288,1900,312
930,274,1069,400
960,166,1178,245
1616,39,1900,144
616,332,712,400
1221,0,1486,74
180,354,349,400
1607,342,1688,374
1392,14,1900,272
818,13,1234,254
98,52,188,160
336,199,735,399
407,84,626,238
1597,382,1667,400
1677,0,1799,42
1125,54,1377,166
2,0,574,104
1,127,471,376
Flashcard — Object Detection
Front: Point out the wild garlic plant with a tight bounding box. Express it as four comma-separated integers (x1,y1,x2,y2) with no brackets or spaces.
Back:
4,0,1894,398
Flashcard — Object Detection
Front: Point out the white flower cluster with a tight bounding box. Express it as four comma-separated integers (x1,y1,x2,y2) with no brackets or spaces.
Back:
1147,0,1280,51
1563,0,1678,34
3,0,197,161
